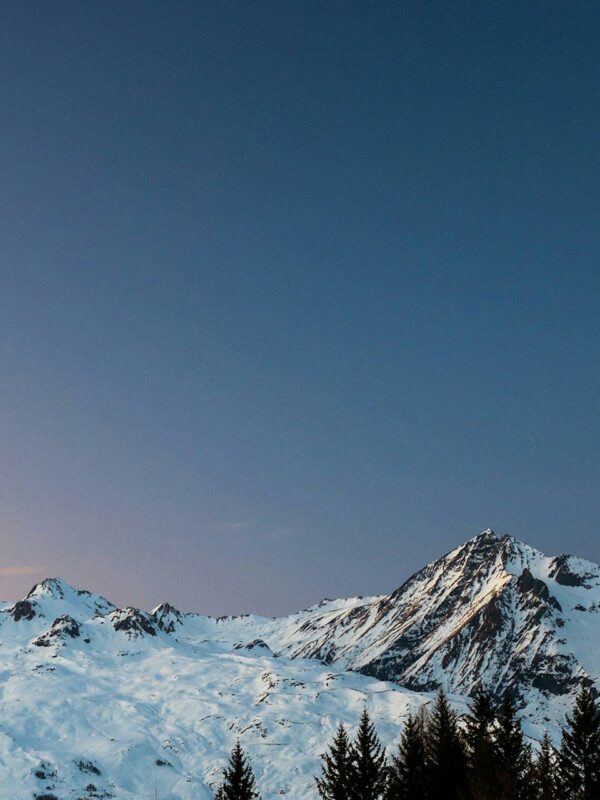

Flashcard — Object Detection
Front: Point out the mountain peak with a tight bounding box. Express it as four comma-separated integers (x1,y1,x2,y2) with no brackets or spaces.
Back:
474,527,497,539
466,529,521,550
445,528,507,569
26,577,72,600
24,577,115,617
461,530,537,568
151,602,184,633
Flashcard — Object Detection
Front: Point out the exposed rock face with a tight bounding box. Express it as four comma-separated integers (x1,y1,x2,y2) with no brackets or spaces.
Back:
549,555,592,587
111,608,157,637
151,602,183,633
234,639,273,655
33,615,81,647
7,599,39,622
257,531,600,706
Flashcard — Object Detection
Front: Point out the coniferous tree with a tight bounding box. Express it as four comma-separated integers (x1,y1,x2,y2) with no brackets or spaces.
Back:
217,740,260,800
532,733,557,800
316,723,353,800
385,711,427,800
465,687,498,800
559,684,600,800
349,708,388,800
426,688,468,800
494,690,530,800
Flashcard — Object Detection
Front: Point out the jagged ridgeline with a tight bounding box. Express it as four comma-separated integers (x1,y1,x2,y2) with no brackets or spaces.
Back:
1,530,600,798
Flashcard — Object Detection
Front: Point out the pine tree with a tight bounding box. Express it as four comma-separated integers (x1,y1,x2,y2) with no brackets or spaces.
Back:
217,740,260,800
425,688,468,800
385,711,427,800
559,684,600,800
214,785,225,800
532,733,557,800
494,690,530,800
348,708,388,800
316,723,353,800
464,687,497,800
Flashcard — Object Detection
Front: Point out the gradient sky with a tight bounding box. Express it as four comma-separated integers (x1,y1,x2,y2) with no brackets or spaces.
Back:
1,1,599,615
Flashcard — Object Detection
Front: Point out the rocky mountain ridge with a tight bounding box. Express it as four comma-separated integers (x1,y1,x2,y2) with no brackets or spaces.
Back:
1,530,599,798
246,530,600,705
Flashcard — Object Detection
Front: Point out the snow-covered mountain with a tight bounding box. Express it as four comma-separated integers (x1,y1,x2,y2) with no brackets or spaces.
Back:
1,530,599,799
251,530,600,704
0,578,435,800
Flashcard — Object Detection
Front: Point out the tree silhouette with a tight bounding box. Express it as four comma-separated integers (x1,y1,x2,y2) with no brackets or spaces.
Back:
217,740,260,800
385,711,427,800
465,687,497,800
494,690,531,800
426,688,468,800
316,723,353,800
559,685,600,800
533,732,558,800
349,708,387,800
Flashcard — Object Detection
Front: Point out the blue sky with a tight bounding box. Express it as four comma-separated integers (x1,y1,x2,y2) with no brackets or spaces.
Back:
1,1,599,613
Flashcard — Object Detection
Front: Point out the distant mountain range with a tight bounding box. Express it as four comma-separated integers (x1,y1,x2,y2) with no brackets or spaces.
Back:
1,529,599,799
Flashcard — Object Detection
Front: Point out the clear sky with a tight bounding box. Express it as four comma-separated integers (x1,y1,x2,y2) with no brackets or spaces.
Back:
1,1,599,615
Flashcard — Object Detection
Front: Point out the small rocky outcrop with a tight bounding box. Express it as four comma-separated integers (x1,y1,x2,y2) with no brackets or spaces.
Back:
517,568,562,610
549,555,590,587
530,651,584,695
33,762,56,781
76,759,101,776
111,608,157,637
33,616,82,647
151,603,183,634
234,639,273,655
6,599,39,622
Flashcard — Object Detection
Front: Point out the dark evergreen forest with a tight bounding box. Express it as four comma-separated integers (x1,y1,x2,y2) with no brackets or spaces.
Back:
213,685,600,800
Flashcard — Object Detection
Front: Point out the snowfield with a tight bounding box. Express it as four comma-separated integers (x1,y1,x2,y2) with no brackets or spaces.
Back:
1,530,599,799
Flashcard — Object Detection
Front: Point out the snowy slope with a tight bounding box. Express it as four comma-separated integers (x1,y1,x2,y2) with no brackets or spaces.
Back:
1,530,599,798
0,579,445,800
